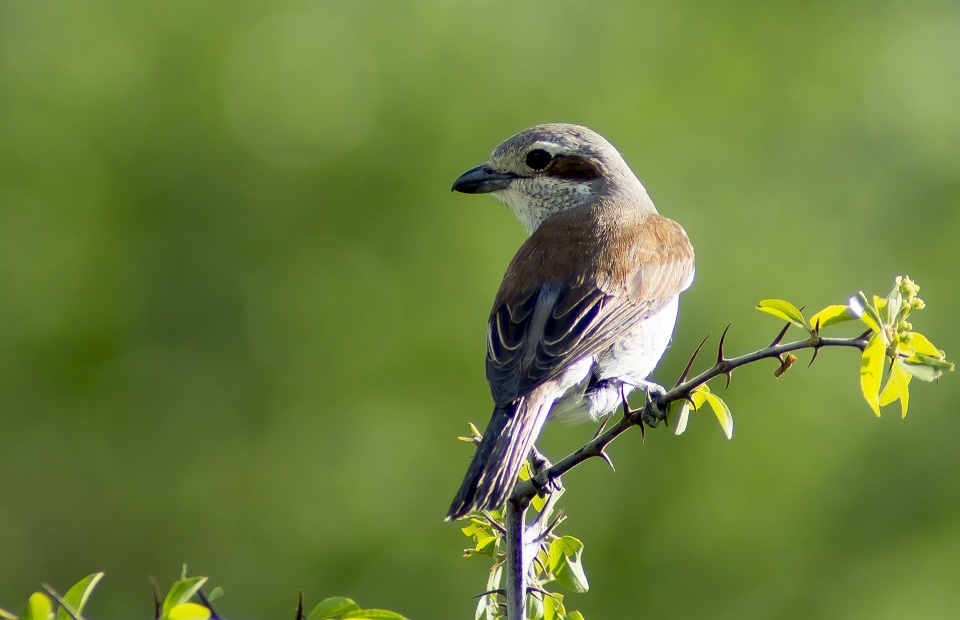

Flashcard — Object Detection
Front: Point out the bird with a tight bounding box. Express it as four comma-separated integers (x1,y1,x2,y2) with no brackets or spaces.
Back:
446,123,695,522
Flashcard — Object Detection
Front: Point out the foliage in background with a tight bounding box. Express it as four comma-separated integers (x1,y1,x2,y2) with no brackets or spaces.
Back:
0,568,408,620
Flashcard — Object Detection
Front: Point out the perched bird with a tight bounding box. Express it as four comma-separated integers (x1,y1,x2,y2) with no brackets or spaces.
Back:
446,124,695,521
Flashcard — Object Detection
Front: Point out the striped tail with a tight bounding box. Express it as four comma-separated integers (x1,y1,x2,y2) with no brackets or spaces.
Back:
446,392,555,521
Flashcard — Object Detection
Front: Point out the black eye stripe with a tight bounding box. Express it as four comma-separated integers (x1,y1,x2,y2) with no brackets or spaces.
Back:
525,149,552,171
549,155,601,180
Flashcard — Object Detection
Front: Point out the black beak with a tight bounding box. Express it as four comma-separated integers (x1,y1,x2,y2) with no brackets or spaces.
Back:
451,165,517,194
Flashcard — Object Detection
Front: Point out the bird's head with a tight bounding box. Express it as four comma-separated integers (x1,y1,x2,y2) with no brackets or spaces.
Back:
452,123,653,233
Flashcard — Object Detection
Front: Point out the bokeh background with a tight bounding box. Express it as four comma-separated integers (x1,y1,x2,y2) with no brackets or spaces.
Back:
2,2,958,618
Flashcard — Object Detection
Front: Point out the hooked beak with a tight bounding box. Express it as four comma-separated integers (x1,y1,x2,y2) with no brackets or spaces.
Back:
451,164,518,194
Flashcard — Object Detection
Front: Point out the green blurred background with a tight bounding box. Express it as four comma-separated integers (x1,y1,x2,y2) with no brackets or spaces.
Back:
1,2,958,618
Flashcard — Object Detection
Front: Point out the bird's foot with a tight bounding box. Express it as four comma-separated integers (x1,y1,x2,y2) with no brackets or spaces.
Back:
528,446,562,496
621,381,667,428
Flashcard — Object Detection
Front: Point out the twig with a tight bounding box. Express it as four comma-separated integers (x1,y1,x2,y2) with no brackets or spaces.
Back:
510,333,870,505
503,497,529,620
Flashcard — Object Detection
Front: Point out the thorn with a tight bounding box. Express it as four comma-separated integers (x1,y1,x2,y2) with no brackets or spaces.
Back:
150,577,162,620
592,415,611,440
197,590,221,620
715,324,733,388
599,449,616,472
813,317,822,336
808,341,822,367
482,511,506,534
770,322,791,347
675,334,710,388
681,393,696,407
717,323,731,364
857,328,873,340
542,509,566,540
295,592,304,620
620,383,636,420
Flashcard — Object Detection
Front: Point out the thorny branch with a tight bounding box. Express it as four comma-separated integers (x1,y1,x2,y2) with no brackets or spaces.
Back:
509,329,871,508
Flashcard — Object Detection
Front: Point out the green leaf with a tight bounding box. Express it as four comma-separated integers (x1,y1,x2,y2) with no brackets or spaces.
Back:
808,304,858,330
57,572,104,620
475,532,497,557
342,609,409,619
161,578,207,618
23,593,52,620
531,492,546,513
543,595,559,620
0,607,16,620
880,358,914,418
549,536,589,594
567,612,585,620
756,299,806,327
526,595,543,620
308,598,360,620
166,603,211,620
907,332,941,357
673,401,691,436
860,334,885,416
900,358,944,382
702,392,734,439
205,587,223,603
854,292,882,333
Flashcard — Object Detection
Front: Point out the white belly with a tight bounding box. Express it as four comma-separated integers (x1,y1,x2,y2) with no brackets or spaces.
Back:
547,296,679,423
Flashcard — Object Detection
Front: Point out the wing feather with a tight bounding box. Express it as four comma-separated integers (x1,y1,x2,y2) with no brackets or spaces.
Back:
486,206,694,406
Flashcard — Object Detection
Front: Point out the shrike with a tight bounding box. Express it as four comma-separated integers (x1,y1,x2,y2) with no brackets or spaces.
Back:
446,124,695,521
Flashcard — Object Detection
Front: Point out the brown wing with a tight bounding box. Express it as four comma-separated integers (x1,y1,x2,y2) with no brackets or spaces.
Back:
486,205,694,407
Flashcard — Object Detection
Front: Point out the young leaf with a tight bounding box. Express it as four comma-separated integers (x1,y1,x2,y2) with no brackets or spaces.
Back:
57,572,104,620
673,401,691,436
475,532,497,557
548,536,589,594
0,608,16,620
878,359,913,418
860,334,885,416
162,578,207,618
166,602,211,620
854,292,883,333
308,598,360,620
342,609,410,619
908,332,943,358
808,304,858,330
205,587,224,603
544,595,560,620
23,593,52,620
567,612,585,620
900,359,943,382
527,595,544,620
702,392,734,439
756,299,806,327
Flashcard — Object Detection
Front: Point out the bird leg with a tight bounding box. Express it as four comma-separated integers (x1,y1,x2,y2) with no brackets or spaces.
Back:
528,445,562,495
621,380,667,428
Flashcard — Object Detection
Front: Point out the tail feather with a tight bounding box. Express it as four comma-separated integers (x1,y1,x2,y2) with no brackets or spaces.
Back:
446,392,554,521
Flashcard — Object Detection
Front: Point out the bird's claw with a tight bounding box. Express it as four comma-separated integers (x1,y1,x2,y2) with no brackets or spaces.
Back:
528,446,562,495
641,383,667,427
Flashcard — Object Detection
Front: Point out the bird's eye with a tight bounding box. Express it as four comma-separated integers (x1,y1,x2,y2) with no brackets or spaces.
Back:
525,149,552,171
